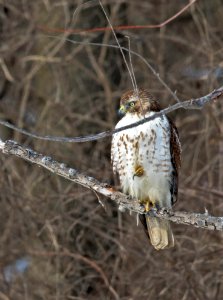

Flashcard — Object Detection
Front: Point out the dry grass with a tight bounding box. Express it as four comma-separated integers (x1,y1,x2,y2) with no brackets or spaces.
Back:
0,0,223,299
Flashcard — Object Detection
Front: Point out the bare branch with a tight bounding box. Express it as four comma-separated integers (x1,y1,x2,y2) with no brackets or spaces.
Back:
39,0,197,33
56,36,181,103
0,86,222,143
1,139,223,231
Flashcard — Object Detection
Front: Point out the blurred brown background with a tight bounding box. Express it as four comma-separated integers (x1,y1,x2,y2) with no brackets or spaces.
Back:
0,0,223,299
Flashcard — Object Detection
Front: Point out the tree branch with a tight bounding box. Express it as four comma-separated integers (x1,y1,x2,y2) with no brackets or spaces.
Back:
1,139,223,231
0,86,222,143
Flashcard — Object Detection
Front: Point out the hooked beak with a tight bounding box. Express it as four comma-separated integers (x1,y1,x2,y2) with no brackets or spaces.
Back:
118,105,126,116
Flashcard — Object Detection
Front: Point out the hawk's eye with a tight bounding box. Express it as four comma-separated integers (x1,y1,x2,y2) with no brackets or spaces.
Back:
130,102,135,107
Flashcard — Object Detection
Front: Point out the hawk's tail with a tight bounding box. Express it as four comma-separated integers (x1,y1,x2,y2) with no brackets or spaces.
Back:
146,216,174,250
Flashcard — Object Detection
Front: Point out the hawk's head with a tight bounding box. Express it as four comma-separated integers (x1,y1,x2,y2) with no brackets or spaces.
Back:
118,89,161,116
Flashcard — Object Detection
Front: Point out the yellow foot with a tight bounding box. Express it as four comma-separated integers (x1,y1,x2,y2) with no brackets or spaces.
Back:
133,165,144,179
139,198,156,212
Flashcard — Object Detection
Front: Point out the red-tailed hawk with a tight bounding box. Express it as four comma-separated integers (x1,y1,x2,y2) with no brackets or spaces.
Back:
111,89,181,250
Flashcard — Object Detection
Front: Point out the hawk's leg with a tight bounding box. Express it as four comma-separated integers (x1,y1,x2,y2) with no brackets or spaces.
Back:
133,165,144,179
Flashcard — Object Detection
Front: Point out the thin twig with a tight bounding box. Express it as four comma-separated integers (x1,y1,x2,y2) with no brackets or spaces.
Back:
52,36,182,103
99,0,137,93
29,249,119,300
38,0,197,34
0,139,223,231
0,86,222,143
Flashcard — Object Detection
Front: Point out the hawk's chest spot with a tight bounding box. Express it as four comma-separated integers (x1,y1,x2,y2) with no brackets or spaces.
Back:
112,113,172,182
121,125,170,176
118,130,153,177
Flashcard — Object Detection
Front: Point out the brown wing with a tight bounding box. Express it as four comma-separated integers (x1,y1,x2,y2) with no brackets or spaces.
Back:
168,117,181,205
139,117,181,241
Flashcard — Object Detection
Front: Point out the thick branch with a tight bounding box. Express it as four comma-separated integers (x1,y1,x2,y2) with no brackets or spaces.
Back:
1,139,223,231
0,86,222,143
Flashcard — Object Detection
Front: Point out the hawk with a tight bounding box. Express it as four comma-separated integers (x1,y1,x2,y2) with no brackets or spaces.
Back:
111,89,181,250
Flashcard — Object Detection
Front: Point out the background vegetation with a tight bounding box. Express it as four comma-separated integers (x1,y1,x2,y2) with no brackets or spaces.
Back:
0,0,223,299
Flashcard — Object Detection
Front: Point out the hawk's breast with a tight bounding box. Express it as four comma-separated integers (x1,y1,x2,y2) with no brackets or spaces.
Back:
111,112,173,207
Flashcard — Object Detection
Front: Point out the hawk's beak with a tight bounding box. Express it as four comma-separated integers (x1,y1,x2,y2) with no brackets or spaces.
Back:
118,105,126,116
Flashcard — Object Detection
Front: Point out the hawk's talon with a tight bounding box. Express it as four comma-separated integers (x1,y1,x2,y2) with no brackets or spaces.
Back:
154,202,161,210
147,208,157,217
133,165,144,179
